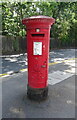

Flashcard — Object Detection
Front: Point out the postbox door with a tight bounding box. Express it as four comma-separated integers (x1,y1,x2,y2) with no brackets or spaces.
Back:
27,29,50,88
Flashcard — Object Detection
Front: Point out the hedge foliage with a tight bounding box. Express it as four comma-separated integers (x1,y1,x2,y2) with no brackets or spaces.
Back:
1,1,77,48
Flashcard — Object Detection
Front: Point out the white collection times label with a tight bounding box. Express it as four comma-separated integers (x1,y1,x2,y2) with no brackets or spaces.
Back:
33,42,42,55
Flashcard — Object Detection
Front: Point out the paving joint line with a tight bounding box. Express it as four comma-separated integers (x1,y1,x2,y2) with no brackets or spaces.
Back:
0,57,77,78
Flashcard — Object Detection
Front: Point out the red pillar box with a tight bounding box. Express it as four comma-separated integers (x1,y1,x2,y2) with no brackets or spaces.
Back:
22,16,55,101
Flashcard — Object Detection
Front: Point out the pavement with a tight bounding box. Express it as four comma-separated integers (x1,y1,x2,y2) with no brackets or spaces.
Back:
0,49,77,119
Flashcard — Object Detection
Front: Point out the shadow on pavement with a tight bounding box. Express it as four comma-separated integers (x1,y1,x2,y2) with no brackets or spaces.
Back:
2,55,27,74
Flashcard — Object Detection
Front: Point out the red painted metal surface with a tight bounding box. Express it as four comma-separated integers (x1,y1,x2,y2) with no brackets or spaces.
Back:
22,15,55,89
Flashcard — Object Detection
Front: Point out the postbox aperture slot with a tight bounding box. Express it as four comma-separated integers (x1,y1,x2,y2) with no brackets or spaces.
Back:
31,34,44,37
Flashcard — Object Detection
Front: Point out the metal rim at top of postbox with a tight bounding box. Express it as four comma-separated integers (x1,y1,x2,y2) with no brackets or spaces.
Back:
22,15,55,29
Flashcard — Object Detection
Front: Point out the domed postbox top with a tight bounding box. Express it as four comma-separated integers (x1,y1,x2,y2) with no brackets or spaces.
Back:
24,15,54,19
22,15,55,28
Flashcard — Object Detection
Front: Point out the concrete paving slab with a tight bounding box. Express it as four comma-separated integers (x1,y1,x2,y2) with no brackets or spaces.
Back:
48,70,73,85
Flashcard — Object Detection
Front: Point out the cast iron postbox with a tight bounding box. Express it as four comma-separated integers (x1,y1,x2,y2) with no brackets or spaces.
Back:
22,16,55,101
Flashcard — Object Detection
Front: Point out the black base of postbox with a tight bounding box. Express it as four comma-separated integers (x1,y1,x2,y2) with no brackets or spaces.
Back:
27,85,48,101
